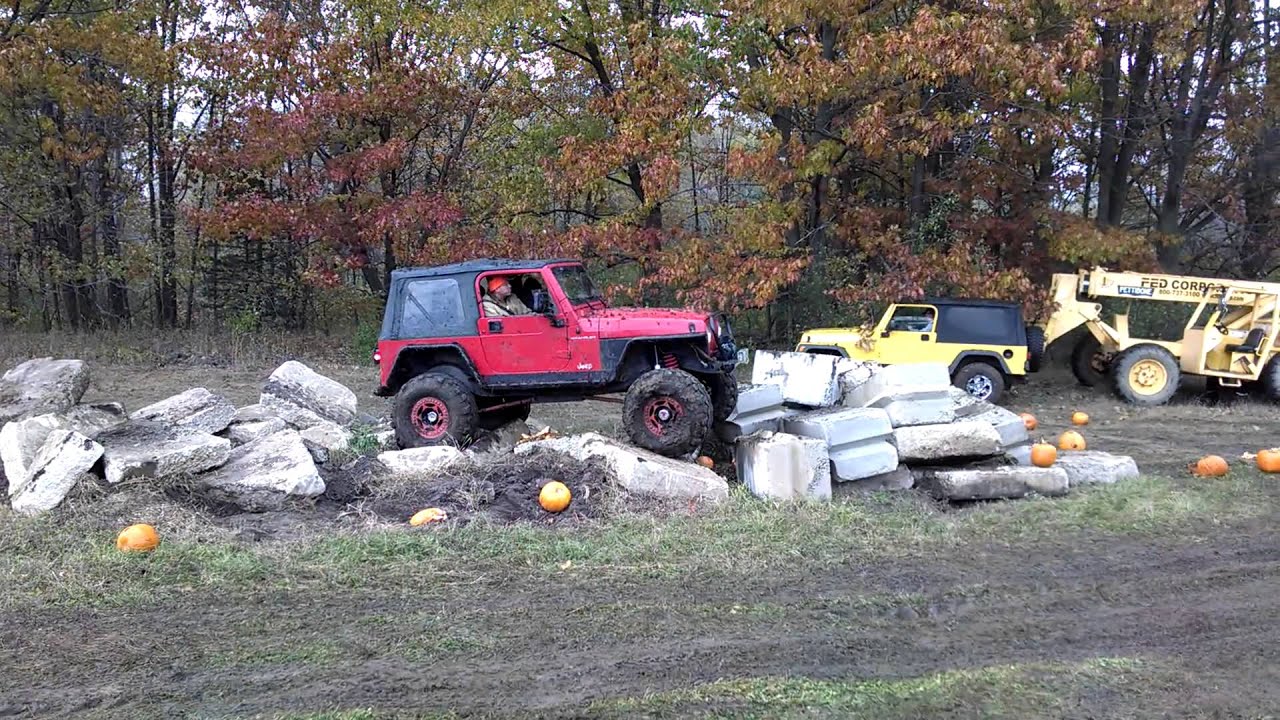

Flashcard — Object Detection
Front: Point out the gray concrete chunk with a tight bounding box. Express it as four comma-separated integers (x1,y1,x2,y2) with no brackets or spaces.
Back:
751,350,842,408
227,417,288,446
377,446,467,475
0,358,90,423
834,464,914,493
716,383,789,442
64,403,129,438
516,432,728,503
914,465,1069,500
734,431,832,501
132,387,237,434
782,406,898,482
1,413,69,490
10,429,103,515
1054,451,1140,487
841,362,956,427
892,420,1003,463
198,429,325,511
260,360,358,429
99,421,231,484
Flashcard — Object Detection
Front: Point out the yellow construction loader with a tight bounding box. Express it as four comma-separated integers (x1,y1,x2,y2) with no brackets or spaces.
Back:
1042,267,1280,405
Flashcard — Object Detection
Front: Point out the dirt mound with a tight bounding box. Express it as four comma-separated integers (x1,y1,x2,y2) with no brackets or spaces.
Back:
325,446,616,526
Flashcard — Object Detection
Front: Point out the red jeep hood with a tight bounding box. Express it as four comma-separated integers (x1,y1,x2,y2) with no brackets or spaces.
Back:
577,306,710,338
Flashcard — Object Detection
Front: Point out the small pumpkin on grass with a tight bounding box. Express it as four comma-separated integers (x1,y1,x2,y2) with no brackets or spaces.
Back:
1030,442,1057,468
1256,448,1280,473
1188,454,1229,477
1057,430,1086,451
410,508,448,526
539,480,572,513
1019,412,1038,431
116,524,160,553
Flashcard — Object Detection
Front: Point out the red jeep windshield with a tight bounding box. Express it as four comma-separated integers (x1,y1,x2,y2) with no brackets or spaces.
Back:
552,264,603,305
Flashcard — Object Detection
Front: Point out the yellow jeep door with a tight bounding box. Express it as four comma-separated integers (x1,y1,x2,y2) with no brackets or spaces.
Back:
873,304,940,364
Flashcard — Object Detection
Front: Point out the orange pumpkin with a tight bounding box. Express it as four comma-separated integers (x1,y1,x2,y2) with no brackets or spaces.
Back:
1057,430,1086,451
1019,413,1038,431
1071,411,1090,426
539,480,572,512
696,455,715,469
116,523,160,553
1189,455,1228,477
410,508,448,526
1256,448,1280,473
1030,442,1057,467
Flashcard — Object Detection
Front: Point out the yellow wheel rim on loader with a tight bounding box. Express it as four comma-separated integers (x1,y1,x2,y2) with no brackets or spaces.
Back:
1127,358,1169,395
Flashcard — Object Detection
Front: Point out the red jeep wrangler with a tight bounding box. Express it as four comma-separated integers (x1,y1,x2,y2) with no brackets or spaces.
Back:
373,258,740,458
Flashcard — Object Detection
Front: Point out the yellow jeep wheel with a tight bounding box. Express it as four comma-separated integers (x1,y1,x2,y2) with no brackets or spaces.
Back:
1112,344,1179,406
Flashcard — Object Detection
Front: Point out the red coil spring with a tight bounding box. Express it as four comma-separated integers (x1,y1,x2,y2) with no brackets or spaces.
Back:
662,352,679,369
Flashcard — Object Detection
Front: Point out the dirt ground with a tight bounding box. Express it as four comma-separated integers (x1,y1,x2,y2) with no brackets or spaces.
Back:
3,356,1280,718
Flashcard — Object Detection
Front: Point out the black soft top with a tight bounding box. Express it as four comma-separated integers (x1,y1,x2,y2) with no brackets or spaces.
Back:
390,258,580,281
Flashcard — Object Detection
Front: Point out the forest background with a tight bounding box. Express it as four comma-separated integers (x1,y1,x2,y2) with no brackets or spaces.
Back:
1,0,1276,355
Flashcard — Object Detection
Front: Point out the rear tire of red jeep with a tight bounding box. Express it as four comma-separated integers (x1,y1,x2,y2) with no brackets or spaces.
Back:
393,373,479,449
623,369,714,458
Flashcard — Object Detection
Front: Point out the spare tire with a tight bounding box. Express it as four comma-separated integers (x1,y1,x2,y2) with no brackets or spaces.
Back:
1025,325,1045,372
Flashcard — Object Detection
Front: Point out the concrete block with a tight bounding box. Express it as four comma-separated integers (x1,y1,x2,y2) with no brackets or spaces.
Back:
892,420,1003,463
841,362,956,427
750,350,842,408
1053,451,1140,487
947,387,986,418
715,383,790,443
970,404,1032,462
914,465,1070,501
782,407,898,482
834,464,914,493
734,431,832,501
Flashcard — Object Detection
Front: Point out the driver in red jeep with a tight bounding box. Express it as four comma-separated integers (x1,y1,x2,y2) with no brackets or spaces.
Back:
482,275,533,317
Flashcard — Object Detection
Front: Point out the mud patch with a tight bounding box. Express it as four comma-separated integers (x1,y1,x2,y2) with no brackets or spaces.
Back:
364,447,614,526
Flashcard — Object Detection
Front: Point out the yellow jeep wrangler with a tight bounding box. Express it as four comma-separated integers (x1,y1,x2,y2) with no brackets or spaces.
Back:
795,298,1045,404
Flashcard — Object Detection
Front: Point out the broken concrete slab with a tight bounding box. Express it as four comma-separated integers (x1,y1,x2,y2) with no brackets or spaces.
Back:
782,406,898,482
0,358,90,423
99,421,231,484
1,413,69,490
64,403,129,438
841,362,956,427
260,360,358,430
734,431,832,501
715,383,790,442
9,429,103,515
947,387,986,419
835,464,915,493
516,432,728,503
750,350,842,408
131,387,237,435
892,420,1003,463
197,429,325,511
227,417,288,446
300,422,352,452
834,359,879,398
233,403,276,423
969,404,1032,463
376,446,467,476
914,465,1070,501
1053,451,1140,487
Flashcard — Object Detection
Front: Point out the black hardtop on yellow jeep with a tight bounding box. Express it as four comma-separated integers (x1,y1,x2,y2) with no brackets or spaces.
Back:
796,296,1045,404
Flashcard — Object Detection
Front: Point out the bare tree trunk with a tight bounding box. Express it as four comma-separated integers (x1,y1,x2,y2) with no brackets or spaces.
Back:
1094,23,1121,226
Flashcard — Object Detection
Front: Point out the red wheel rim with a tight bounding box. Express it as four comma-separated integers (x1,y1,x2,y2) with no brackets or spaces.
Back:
411,397,450,440
643,397,684,436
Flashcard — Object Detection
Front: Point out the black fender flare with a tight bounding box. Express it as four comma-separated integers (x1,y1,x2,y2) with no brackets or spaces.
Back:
949,351,1012,377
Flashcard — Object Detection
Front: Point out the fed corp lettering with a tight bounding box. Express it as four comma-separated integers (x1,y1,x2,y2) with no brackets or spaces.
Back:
1138,277,1223,294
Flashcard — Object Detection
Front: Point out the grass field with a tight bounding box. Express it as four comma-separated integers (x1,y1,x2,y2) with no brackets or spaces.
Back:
2,337,1279,718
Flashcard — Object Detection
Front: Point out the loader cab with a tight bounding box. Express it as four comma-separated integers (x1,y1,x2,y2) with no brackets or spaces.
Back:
1181,284,1280,382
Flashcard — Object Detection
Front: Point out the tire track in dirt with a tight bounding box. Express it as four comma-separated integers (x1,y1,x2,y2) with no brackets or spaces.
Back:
2,522,1278,718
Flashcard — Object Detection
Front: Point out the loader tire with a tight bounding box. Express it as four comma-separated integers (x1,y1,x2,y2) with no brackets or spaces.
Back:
1071,334,1110,387
1111,344,1179,406
1259,355,1280,401
1025,326,1045,372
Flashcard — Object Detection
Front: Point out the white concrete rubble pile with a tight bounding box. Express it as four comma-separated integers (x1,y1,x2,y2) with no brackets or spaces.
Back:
721,351,1142,503
516,432,728,503
0,357,381,515
377,446,466,476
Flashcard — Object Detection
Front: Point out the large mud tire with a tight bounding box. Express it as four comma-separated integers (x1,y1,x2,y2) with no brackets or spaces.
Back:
393,373,479,449
1025,326,1046,372
704,372,739,423
1111,344,1180,406
1259,355,1280,401
1071,334,1110,387
623,369,714,458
